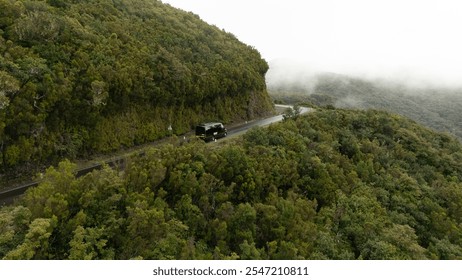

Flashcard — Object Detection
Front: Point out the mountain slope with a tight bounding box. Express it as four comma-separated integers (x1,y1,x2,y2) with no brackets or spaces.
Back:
0,0,273,173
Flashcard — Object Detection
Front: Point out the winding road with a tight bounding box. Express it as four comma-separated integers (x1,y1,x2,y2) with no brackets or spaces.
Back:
227,105,311,137
0,105,311,206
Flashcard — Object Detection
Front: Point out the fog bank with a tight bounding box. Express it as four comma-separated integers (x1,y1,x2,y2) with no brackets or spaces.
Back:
266,58,462,90
163,0,462,89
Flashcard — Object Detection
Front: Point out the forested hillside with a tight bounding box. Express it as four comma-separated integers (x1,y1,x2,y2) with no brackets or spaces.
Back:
268,69,462,140
0,0,273,175
2,109,462,260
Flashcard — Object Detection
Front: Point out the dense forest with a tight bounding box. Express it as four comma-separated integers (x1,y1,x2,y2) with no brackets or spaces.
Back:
0,0,273,176
267,66,462,140
1,109,462,260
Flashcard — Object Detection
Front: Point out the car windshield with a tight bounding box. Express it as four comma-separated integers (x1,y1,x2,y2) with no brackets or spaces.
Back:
195,126,206,135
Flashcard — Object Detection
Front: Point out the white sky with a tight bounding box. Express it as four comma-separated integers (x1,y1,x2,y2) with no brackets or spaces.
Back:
162,0,462,86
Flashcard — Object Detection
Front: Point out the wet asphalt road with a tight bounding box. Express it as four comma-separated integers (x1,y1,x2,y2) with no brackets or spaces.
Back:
228,106,312,137
0,105,311,205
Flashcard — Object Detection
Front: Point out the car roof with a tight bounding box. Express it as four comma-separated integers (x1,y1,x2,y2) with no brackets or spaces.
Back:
197,122,223,127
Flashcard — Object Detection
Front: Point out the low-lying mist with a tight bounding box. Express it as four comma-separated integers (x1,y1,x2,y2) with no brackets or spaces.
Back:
266,59,462,140
266,59,462,93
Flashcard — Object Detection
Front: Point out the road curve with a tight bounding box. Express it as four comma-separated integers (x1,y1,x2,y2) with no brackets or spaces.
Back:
228,106,311,137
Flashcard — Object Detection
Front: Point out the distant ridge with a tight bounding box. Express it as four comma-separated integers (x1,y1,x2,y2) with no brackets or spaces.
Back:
267,61,462,140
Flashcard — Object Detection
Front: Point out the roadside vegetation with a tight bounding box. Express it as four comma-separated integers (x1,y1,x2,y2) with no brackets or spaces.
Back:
2,109,462,260
0,0,273,179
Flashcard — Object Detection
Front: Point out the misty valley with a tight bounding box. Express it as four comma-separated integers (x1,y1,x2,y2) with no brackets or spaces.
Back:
267,63,462,141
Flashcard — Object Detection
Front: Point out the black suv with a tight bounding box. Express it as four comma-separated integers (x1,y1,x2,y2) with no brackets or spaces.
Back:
195,122,227,142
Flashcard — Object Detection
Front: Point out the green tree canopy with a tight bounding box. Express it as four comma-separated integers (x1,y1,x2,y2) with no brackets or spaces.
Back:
2,109,462,260
0,0,273,175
